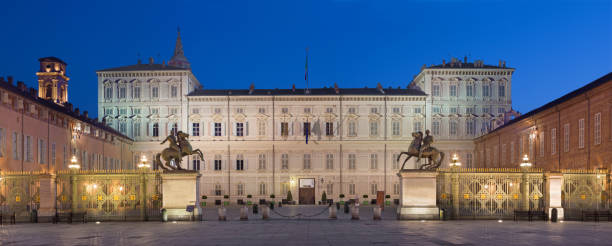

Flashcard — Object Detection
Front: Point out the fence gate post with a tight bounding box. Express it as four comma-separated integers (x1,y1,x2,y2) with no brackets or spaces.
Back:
451,169,460,218
38,174,56,222
140,172,147,221
70,173,78,214
520,169,530,211
546,172,564,220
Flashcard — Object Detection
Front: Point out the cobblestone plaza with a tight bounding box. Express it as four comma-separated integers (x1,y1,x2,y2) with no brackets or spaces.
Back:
1,206,611,246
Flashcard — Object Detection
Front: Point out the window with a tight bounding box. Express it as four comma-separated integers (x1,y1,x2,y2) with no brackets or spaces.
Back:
133,108,141,115
192,123,200,136
482,85,490,97
449,121,457,136
281,122,289,136
12,132,19,160
326,183,333,195
432,121,440,136
281,107,288,114
348,107,356,114
450,85,457,97
413,121,422,133
258,108,266,114
281,154,289,169
348,121,357,137
236,154,244,170
151,87,159,98
133,122,141,137
392,107,401,114
326,153,334,169
214,184,222,196
281,183,289,196
392,121,400,136
304,108,311,114
466,107,475,114
192,156,201,170
325,122,334,136
63,145,66,167
105,87,113,99
370,183,377,195
466,153,473,167
303,122,310,136
413,107,422,114
348,154,356,169
393,183,400,195
25,136,33,162
119,122,127,134
151,108,159,115
38,139,46,164
152,123,159,137
326,107,333,113
192,108,200,114
370,107,378,114
105,108,113,116
236,122,244,136
133,86,141,99
551,128,557,155
578,119,585,149
170,86,178,98
214,108,222,114
594,112,601,145
303,154,311,169
466,85,473,97
467,120,475,135
432,85,440,96
258,154,266,170
370,153,378,169
539,132,545,157
348,184,355,195
259,183,267,195
237,184,244,196
498,85,505,97
498,108,505,114
258,120,266,136
392,154,400,169
370,121,378,136
119,108,127,115
51,142,56,165
433,107,441,114
450,107,458,114
214,123,222,136
171,123,178,134
564,124,570,152
214,155,222,170
0,128,4,157
119,87,126,99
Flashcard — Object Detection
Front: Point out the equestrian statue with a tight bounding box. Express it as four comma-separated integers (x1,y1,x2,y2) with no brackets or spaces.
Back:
156,130,204,170
397,129,445,171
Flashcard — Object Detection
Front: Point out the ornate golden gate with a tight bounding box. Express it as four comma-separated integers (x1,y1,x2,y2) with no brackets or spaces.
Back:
0,171,42,222
56,170,162,221
561,169,609,220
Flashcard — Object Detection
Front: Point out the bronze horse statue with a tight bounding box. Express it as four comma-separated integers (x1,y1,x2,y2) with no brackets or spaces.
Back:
397,132,445,171
156,131,204,170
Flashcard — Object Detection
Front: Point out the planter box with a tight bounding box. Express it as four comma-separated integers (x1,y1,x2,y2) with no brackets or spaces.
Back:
362,201,369,205
339,201,345,205
223,201,230,206
385,200,391,206
247,201,252,206
201,202,206,207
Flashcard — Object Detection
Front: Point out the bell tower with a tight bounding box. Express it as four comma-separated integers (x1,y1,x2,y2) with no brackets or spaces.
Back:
36,57,69,104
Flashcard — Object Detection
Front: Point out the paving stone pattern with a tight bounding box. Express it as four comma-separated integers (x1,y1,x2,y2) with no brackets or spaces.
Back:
1,206,611,245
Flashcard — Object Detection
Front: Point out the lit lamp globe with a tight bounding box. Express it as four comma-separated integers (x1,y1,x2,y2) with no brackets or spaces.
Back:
520,154,532,168
138,155,151,169
68,155,81,170
449,154,461,167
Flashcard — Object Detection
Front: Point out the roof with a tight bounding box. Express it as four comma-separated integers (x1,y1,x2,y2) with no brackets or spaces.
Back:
188,87,427,97
97,63,188,72
38,57,67,65
427,62,513,70
0,79,132,141
484,71,612,135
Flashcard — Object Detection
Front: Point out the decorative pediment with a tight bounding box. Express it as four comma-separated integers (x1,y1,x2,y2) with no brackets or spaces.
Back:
414,113,425,118
129,114,143,119
449,77,462,82
147,113,160,119
432,113,445,118
464,113,479,118
189,113,201,121
322,112,337,121
346,113,359,120
481,113,495,118
390,113,403,120
147,78,160,84
167,114,179,120
117,114,128,119
102,115,114,121
368,113,381,120
256,112,269,120
300,113,315,121
233,113,246,122
212,113,224,122
448,113,461,118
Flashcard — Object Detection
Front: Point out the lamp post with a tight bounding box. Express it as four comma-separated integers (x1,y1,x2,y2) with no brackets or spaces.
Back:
449,154,462,168
519,154,531,211
449,154,461,218
138,155,151,169
520,154,532,168
68,155,79,215
68,155,81,170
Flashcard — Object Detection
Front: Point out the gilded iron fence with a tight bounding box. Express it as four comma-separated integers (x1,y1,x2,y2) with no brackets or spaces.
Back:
0,171,44,222
56,170,163,221
561,169,610,220
437,168,545,219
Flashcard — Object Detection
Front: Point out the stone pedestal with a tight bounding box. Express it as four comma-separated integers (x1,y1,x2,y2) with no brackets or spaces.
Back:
161,171,201,221
396,170,439,220
37,174,56,222
546,173,564,220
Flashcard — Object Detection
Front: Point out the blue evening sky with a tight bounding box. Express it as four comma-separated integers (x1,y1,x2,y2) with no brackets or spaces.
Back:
1,0,611,118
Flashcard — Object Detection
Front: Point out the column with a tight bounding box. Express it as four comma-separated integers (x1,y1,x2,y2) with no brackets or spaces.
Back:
37,174,56,222
546,172,564,220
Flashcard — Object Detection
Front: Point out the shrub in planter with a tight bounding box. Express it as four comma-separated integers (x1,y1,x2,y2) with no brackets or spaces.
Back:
201,195,208,206
362,195,369,205
247,194,253,205
223,195,230,206
339,194,345,205
269,194,276,199
321,191,327,204
385,194,391,206
286,191,293,202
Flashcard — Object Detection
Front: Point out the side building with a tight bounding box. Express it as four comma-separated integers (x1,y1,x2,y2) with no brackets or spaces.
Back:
474,72,612,170
0,57,133,172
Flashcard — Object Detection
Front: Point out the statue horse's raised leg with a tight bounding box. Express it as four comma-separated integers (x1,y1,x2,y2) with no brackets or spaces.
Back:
398,152,413,170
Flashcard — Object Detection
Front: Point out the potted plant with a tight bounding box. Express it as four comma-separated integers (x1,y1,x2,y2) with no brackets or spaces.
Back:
362,194,369,205
269,194,276,209
385,194,391,206
223,195,230,206
247,194,253,206
286,190,293,204
339,194,345,205
201,195,208,207
321,191,327,204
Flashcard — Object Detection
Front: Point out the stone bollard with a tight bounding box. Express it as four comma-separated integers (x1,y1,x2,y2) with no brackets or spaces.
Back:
351,205,360,220
262,206,270,220
240,206,248,220
373,207,382,220
218,207,227,221
329,205,337,219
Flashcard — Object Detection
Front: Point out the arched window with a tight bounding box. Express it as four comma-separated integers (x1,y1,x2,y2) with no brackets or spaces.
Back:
152,123,159,137
171,123,178,134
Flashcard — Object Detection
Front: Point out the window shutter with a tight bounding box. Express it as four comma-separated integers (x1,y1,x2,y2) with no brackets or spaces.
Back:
290,121,294,136
222,123,226,136
245,122,249,136
233,122,237,136
210,122,214,136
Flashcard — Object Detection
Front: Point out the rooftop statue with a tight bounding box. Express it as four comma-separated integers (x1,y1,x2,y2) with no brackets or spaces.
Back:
156,131,204,170
397,130,445,171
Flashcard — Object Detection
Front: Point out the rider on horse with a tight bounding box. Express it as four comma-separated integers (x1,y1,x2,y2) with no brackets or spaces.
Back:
417,130,433,162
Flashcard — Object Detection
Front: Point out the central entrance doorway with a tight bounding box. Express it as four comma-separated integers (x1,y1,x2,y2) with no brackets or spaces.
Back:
298,178,315,204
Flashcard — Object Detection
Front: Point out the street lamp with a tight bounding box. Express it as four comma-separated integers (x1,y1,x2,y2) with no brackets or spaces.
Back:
520,154,532,168
68,155,81,170
449,154,462,167
137,155,151,169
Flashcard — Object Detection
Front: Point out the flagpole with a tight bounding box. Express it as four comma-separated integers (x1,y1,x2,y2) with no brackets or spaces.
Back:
305,47,309,94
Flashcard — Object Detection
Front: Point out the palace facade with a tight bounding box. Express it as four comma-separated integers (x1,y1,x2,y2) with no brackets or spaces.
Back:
474,72,612,170
97,31,515,204
0,57,133,172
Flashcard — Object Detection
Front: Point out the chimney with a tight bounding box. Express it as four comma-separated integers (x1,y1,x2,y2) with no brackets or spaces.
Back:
29,88,37,97
162,60,166,67
292,84,296,92
503,61,506,68
249,83,254,95
83,111,89,118
421,64,426,71
137,59,142,65
334,83,339,94
442,59,446,67
17,81,26,91
66,103,73,112
464,56,468,64
75,108,80,115
7,76,13,85
148,57,154,65
499,60,502,67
